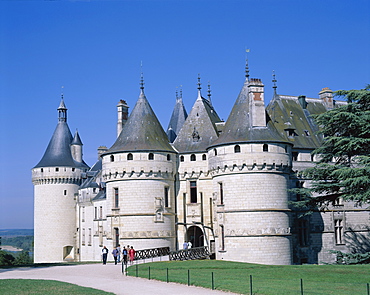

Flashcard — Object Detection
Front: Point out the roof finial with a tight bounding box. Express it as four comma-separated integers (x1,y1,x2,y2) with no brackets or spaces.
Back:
61,86,64,100
197,74,202,99
207,81,212,105
176,87,179,100
140,61,145,92
180,85,183,99
272,70,277,97
245,48,250,82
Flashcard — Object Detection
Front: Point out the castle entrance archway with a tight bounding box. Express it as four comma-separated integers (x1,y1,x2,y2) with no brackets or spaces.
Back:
186,226,204,248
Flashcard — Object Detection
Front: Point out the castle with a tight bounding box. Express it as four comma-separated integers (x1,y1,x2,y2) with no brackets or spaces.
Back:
32,63,370,265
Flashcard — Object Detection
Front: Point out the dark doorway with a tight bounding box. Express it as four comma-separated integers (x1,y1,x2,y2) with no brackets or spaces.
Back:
186,226,204,248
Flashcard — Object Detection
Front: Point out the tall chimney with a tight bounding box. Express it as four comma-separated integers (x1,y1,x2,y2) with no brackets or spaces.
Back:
248,78,266,127
319,87,334,109
117,99,129,137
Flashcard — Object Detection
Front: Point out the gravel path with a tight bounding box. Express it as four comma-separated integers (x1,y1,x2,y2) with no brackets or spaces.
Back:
0,263,238,295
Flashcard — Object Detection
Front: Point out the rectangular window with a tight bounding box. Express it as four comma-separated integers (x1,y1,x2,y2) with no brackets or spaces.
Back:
94,207,97,219
335,219,344,245
164,187,169,207
219,182,224,205
298,219,309,247
99,206,103,219
82,207,85,222
99,226,103,247
220,225,225,251
114,188,119,208
190,181,197,203
82,228,85,246
88,228,92,246
114,228,119,247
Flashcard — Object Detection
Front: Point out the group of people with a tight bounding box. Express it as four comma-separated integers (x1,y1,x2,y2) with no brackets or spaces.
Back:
101,244,136,265
183,241,192,250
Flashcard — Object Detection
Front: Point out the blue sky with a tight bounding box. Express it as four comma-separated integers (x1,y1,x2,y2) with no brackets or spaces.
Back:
0,0,369,229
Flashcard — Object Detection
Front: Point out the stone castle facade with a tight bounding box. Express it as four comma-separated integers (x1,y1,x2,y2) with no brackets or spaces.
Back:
32,65,370,265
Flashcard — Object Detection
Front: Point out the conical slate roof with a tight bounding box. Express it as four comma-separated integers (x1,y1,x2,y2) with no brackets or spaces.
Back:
107,90,175,153
34,121,76,168
34,100,89,169
173,90,222,153
210,80,288,148
71,130,83,145
167,94,188,142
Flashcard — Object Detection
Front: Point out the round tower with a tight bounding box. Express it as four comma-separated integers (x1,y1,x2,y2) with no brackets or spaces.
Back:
32,98,89,263
102,82,177,251
208,77,293,265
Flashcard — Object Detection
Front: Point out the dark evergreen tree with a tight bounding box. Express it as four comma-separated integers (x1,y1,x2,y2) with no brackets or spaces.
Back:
292,85,370,211
0,250,15,266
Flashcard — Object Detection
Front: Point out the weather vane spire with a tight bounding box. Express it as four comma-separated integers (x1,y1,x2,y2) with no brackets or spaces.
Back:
245,48,250,82
140,61,144,91
207,81,212,104
272,70,277,97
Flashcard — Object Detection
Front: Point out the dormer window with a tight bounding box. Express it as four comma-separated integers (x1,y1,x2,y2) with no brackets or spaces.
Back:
304,130,310,136
127,153,133,160
202,154,207,160
190,154,196,161
234,145,241,153
263,144,268,152
285,128,298,137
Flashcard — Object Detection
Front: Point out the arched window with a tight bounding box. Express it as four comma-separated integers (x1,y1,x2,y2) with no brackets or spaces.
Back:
202,154,207,160
127,153,133,160
214,148,217,156
110,155,115,162
190,154,196,161
263,144,268,152
149,153,154,160
180,155,184,162
234,145,241,153
167,154,171,161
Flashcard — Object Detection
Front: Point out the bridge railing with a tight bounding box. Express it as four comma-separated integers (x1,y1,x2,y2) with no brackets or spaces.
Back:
134,246,170,261
169,246,210,261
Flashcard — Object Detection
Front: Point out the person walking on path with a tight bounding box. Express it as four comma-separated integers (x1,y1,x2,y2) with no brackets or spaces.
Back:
116,244,121,263
129,246,136,265
102,246,109,265
122,246,128,265
112,247,119,265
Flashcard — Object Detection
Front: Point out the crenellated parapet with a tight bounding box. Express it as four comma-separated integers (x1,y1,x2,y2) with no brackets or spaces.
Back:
102,151,176,182
32,166,84,185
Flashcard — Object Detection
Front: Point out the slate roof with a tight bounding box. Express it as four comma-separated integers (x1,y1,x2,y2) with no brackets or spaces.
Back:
266,94,346,150
107,89,175,153
167,95,188,142
34,100,89,169
173,90,222,153
210,80,288,148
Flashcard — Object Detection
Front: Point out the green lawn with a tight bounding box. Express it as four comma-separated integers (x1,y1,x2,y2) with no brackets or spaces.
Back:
0,279,114,295
127,260,370,295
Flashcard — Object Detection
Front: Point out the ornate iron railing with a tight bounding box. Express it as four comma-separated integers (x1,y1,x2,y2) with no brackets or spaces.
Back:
134,246,170,261
169,246,210,261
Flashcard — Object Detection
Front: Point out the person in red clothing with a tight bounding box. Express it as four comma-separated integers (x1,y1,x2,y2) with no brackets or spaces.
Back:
128,246,136,265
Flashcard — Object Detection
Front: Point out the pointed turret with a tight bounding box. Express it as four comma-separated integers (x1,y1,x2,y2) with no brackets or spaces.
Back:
34,98,77,168
107,76,174,153
173,75,222,153
166,88,188,142
71,130,83,163
210,76,287,147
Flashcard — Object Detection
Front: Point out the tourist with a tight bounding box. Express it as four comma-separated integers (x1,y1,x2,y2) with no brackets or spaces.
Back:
116,244,121,262
112,247,119,265
129,246,136,265
122,246,128,265
102,246,109,265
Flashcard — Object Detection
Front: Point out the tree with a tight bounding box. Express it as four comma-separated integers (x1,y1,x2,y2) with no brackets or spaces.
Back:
14,250,33,265
292,85,370,211
0,250,15,266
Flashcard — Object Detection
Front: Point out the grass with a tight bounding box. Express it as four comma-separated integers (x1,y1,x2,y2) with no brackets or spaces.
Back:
0,279,114,295
126,260,370,294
